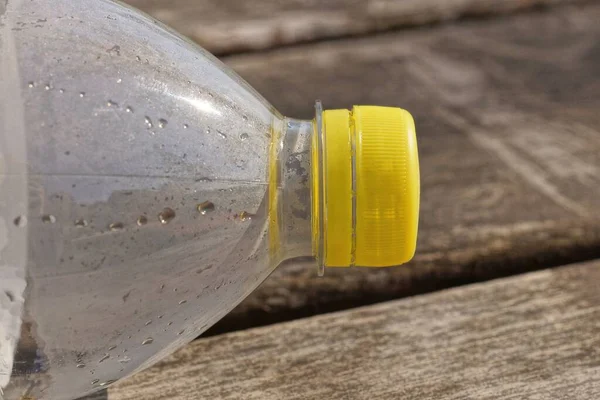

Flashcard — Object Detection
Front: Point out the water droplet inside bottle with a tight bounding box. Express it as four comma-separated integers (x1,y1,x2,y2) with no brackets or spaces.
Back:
13,215,27,227
74,219,88,227
118,356,131,364
125,106,134,113
109,222,124,231
178,300,187,305
45,84,51,91
183,124,189,129
77,363,86,369
108,345,117,351
178,329,185,336
158,208,175,224
79,92,86,98
197,201,215,215
144,116,153,128
240,133,249,141
136,215,148,226
98,353,110,363
28,82,34,88
217,130,227,139
242,115,248,121
107,100,118,107
41,214,56,224
167,322,173,326
117,78,122,83
59,89,65,94
99,380,115,387
145,320,152,326
142,337,154,345
136,56,141,61
91,379,100,385
158,119,167,128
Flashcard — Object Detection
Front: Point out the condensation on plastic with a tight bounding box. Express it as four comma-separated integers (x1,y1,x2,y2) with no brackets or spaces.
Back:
0,1,314,399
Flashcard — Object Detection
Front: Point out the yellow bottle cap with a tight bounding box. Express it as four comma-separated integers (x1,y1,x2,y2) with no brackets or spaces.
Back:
318,105,419,267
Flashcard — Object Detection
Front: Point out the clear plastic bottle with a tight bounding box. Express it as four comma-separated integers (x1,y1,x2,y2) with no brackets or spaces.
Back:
0,1,419,399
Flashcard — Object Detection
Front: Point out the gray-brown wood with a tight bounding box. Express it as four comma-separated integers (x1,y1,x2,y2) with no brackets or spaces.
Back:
110,260,600,399
124,0,588,54
200,2,600,334
77,391,107,400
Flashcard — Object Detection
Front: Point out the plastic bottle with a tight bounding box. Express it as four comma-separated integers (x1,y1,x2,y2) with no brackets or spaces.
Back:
0,1,419,399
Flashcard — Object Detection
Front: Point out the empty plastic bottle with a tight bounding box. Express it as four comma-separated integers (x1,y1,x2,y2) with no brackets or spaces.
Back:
0,0,419,399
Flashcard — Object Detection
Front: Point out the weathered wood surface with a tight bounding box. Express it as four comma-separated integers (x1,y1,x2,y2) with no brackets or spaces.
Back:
196,2,600,334
77,391,107,400
110,260,600,399
124,0,589,54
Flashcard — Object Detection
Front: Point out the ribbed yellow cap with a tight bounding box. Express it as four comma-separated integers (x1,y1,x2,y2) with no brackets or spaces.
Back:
320,106,419,267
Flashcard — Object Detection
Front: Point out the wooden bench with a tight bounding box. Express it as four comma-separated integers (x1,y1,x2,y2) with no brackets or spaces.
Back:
89,0,600,398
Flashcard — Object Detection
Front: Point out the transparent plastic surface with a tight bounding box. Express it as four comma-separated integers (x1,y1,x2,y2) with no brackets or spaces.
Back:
0,1,315,399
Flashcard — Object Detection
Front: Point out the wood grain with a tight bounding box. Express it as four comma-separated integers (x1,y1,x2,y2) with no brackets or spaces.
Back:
195,2,600,334
77,391,107,400
123,0,589,54
110,260,600,399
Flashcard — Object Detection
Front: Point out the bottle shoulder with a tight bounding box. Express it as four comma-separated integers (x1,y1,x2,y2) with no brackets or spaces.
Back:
2,0,275,184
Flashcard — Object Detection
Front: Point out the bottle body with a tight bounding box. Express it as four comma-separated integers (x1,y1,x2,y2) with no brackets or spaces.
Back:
1,1,420,399
1,1,308,399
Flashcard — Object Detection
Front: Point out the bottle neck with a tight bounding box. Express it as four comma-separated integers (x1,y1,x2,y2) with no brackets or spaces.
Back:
269,104,420,273
269,116,316,268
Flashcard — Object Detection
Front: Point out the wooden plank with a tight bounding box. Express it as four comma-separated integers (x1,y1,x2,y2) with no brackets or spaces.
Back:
110,260,600,399
123,0,588,54
77,392,107,400
194,2,600,334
